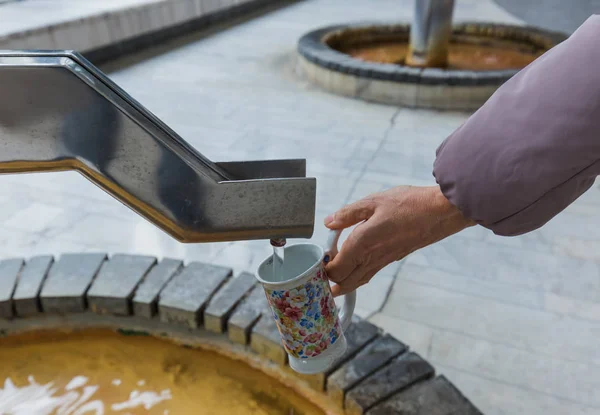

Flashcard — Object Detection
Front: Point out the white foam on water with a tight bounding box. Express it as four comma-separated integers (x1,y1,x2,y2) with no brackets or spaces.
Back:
0,377,61,415
272,245,285,282
65,376,88,391
111,389,172,411
0,376,172,414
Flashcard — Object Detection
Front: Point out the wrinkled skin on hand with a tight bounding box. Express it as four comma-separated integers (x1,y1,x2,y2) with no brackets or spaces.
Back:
325,186,475,296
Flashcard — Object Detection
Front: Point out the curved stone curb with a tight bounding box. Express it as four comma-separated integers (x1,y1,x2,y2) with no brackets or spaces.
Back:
0,254,484,414
0,0,288,64
297,22,567,110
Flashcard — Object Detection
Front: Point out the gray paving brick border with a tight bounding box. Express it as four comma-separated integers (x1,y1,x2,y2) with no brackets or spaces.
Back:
0,253,483,414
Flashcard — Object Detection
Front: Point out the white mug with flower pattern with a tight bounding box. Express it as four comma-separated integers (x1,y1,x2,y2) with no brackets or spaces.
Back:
256,230,356,374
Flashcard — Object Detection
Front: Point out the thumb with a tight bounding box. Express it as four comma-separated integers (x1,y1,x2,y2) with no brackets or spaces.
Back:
324,199,376,230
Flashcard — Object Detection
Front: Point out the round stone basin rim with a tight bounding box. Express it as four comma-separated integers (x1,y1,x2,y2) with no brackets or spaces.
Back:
0,253,484,414
298,21,568,86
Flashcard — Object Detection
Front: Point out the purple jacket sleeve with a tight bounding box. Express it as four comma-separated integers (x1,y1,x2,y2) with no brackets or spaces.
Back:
433,15,600,236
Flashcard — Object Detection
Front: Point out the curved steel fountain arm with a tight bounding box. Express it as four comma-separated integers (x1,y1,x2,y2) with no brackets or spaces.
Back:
0,51,316,242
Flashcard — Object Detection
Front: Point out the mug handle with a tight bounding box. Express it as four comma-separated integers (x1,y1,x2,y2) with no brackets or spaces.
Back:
323,229,356,332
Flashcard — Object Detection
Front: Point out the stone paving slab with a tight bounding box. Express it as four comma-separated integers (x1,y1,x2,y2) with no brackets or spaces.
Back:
87,254,156,316
355,272,396,318
367,375,483,415
428,329,600,408
345,352,434,415
436,363,596,415
368,314,433,361
1,0,597,413
133,258,183,318
158,262,232,328
40,253,106,314
493,0,596,34
204,272,256,333
382,277,600,366
250,311,287,365
12,255,53,317
300,318,381,391
327,334,408,408
227,285,270,345
0,258,23,318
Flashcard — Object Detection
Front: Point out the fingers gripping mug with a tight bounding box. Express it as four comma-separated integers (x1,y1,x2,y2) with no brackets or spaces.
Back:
256,230,356,374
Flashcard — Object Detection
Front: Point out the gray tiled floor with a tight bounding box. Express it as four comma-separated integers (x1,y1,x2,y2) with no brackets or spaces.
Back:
493,0,598,34
1,0,599,414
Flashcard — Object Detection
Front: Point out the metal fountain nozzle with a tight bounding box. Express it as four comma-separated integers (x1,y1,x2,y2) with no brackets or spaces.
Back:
0,50,316,242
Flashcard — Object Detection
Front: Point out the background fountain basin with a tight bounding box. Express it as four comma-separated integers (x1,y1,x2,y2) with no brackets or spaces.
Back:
297,22,567,111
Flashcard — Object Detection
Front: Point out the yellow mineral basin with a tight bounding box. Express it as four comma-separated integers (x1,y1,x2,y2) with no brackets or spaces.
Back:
0,329,340,415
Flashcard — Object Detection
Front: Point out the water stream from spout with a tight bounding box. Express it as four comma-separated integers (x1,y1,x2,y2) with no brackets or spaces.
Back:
270,239,286,283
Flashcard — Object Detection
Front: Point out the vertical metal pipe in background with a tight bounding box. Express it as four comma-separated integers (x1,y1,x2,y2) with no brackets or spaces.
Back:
406,0,455,68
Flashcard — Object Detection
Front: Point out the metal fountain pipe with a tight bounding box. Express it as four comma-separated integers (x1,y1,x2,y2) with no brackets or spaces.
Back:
0,50,316,242
406,0,455,68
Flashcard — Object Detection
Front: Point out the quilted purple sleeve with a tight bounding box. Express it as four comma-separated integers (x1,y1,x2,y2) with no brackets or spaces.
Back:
433,16,600,236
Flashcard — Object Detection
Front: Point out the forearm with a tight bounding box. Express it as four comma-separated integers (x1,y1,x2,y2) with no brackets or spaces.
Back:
433,16,600,236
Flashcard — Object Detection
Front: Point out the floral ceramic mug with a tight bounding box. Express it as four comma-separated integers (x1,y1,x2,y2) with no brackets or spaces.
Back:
256,230,356,374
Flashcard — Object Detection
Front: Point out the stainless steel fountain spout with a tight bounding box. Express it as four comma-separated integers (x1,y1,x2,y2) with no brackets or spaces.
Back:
0,51,316,242
407,0,455,68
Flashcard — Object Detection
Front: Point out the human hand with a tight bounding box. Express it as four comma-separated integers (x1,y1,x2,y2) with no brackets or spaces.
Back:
325,185,475,296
